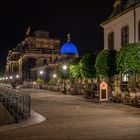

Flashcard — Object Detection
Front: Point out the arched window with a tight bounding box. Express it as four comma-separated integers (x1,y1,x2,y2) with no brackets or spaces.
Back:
138,21,140,42
108,32,114,49
121,25,129,47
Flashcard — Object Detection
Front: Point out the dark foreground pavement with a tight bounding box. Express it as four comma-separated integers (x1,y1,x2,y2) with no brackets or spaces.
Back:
0,89,140,140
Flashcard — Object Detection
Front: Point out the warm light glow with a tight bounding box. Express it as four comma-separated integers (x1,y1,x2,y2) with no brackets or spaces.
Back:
39,70,44,75
63,65,67,70
10,76,13,79
3,77,5,80
53,74,56,78
6,77,8,80
0,78,2,81
16,75,19,78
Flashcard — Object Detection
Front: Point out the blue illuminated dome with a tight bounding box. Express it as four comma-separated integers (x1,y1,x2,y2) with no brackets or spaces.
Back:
60,34,78,55
60,42,78,55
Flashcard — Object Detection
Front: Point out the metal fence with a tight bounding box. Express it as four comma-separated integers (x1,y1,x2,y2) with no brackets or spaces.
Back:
0,85,31,125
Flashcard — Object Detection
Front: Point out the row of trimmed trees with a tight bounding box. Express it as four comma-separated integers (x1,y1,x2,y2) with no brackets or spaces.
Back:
56,43,140,90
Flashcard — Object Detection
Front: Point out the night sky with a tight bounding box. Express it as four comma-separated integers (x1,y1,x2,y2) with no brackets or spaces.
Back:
0,0,115,73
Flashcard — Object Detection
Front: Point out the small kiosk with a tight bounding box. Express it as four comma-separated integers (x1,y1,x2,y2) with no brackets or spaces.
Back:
100,82,108,102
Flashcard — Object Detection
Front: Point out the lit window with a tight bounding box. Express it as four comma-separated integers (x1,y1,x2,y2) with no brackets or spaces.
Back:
122,74,129,82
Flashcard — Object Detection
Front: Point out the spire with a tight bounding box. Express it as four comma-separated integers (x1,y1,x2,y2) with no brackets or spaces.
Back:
67,33,71,42
26,26,31,36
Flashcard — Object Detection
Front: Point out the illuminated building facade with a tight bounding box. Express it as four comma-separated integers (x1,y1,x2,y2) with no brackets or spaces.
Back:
101,0,140,92
5,31,78,83
101,0,140,50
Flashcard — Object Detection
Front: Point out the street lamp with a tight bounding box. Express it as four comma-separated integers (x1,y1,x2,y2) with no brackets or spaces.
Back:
62,65,68,94
38,70,44,89
39,70,44,75
10,76,13,80
5,77,8,84
63,65,67,71
53,74,56,78
16,74,19,79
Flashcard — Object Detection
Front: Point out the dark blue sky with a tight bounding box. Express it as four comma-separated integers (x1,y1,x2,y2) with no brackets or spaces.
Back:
0,0,115,73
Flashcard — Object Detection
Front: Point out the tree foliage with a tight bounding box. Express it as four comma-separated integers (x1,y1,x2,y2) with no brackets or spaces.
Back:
55,63,70,79
117,43,140,74
69,57,81,78
95,49,117,77
37,78,44,86
79,53,96,79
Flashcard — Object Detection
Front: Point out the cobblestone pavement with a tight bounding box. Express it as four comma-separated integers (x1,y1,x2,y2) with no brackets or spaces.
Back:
0,89,140,140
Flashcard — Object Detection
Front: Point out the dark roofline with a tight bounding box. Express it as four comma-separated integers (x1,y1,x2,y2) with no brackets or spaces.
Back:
100,3,140,27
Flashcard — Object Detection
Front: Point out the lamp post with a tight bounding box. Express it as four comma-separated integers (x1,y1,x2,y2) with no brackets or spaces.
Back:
9,76,13,85
16,74,19,79
38,70,44,89
63,65,67,71
62,65,67,94
5,77,8,84
10,76,13,80
39,70,44,76
53,74,56,78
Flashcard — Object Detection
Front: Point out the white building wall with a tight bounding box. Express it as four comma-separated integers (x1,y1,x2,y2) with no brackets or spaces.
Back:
102,10,137,50
135,6,140,42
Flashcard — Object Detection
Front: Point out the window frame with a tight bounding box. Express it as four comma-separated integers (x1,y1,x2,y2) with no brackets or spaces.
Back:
138,20,140,42
108,31,114,49
121,25,129,47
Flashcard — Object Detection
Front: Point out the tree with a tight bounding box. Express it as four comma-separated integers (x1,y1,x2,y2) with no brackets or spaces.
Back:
37,78,44,89
55,63,70,79
95,49,117,79
116,43,140,87
117,43,140,74
79,53,96,79
69,57,81,79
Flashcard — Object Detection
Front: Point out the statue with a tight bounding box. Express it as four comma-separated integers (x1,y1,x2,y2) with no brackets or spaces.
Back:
26,26,31,36
67,33,71,42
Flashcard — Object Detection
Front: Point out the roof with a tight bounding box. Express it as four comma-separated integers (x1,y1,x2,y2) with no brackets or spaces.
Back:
101,0,140,26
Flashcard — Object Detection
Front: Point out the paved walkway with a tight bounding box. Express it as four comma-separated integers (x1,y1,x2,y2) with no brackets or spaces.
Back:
0,89,140,140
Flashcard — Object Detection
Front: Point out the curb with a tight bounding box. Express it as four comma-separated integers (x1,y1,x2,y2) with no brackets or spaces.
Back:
0,110,46,132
